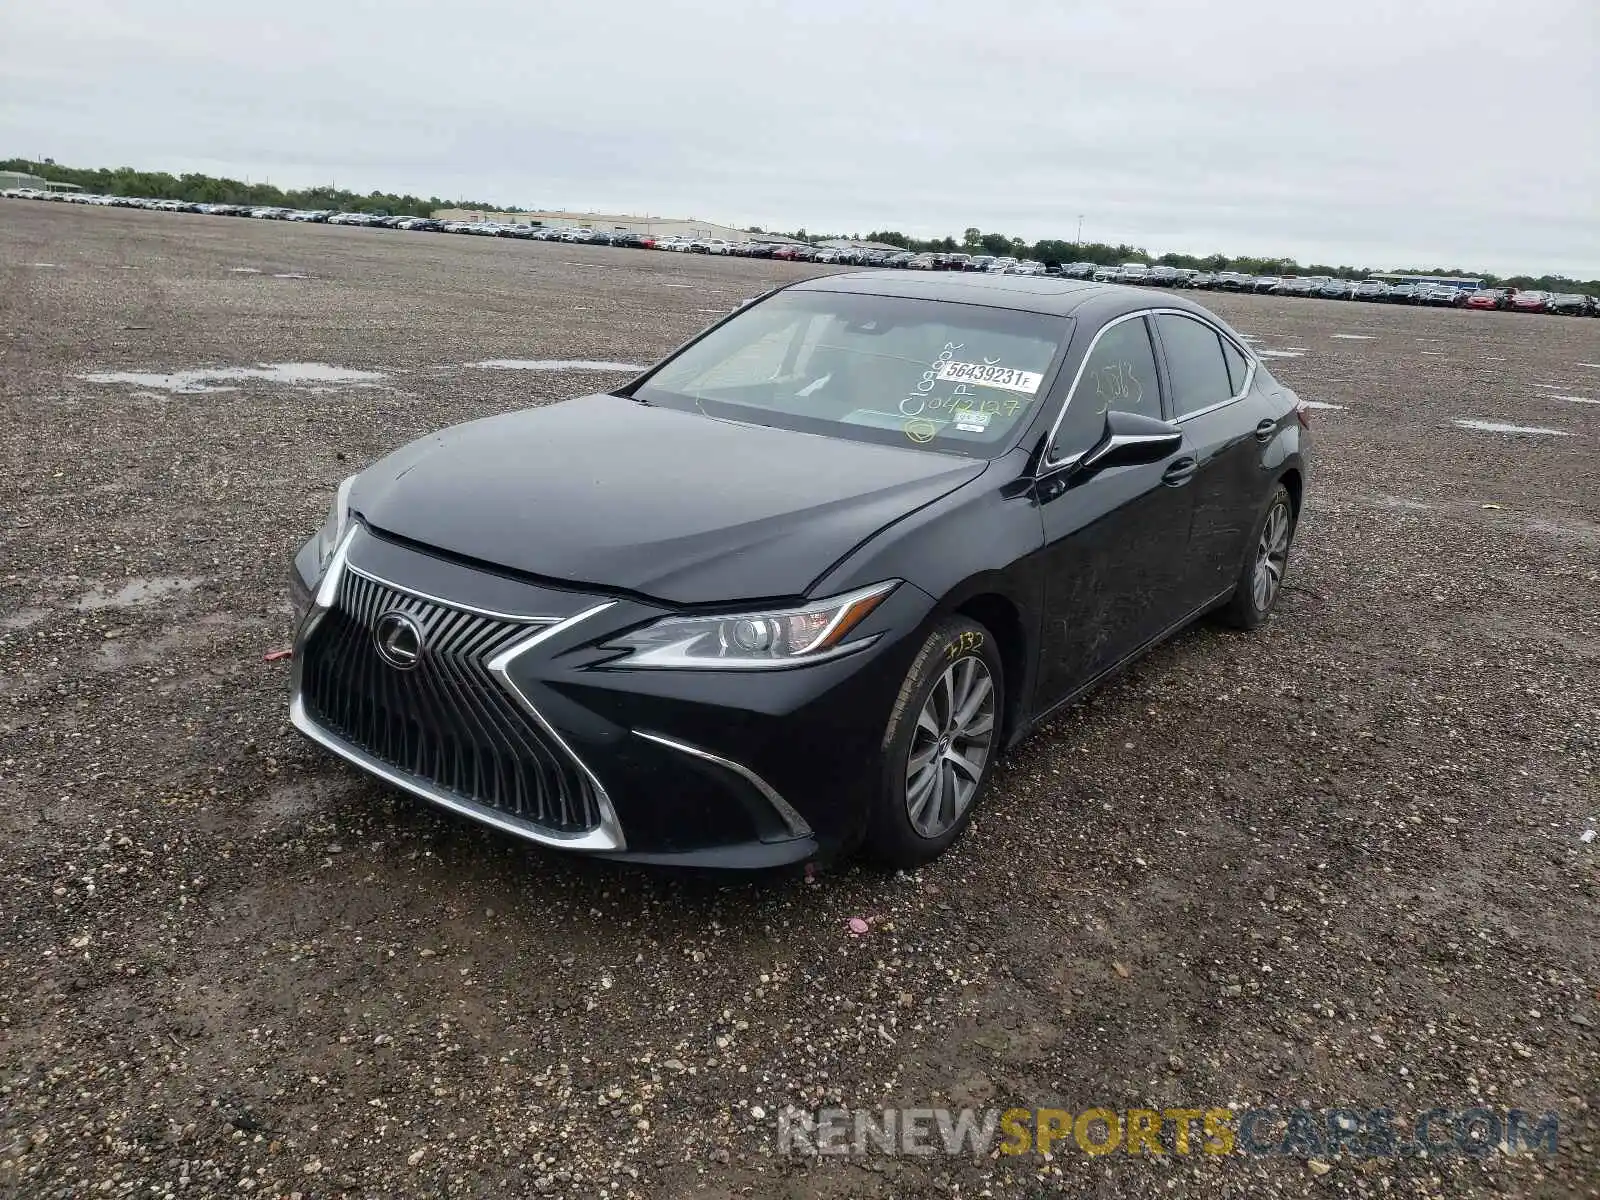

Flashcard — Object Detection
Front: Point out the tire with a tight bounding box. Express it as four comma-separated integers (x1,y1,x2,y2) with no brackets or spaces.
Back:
866,616,1004,867
1220,483,1296,631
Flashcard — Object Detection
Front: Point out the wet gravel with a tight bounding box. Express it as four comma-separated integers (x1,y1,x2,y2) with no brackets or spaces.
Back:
1,201,1597,1199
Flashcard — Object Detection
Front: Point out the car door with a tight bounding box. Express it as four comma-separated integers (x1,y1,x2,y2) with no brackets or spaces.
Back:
1032,313,1197,711
1150,312,1274,605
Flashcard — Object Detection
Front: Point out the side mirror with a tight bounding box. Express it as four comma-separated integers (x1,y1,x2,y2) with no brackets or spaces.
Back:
1078,410,1184,473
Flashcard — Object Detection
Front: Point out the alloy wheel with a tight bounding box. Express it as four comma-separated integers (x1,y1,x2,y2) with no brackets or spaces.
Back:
905,655,996,839
1252,501,1292,613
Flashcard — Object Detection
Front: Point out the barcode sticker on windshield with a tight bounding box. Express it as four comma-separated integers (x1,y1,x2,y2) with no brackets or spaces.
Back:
935,361,1044,394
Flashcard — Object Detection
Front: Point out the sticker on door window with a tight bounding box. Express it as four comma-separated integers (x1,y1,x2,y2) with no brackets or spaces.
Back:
935,360,1044,394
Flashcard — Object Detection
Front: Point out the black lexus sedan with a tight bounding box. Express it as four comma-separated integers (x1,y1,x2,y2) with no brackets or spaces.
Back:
288,275,1308,869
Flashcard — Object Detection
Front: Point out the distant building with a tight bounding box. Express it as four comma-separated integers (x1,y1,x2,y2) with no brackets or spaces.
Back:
0,170,81,192
429,208,804,244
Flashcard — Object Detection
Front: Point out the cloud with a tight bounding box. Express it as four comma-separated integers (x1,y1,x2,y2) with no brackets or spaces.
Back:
3,0,1596,275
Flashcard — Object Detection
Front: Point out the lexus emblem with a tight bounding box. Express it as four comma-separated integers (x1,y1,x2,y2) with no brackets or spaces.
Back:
373,611,423,670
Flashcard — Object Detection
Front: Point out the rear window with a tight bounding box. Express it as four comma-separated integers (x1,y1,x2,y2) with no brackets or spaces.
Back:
632,290,1069,455
1221,338,1251,394
1155,314,1236,417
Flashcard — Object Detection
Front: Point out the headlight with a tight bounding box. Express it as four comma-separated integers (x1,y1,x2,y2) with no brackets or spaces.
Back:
312,475,357,575
605,581,898,668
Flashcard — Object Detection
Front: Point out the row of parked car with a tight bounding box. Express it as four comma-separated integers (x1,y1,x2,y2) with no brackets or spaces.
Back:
1051,262,1596,315
8,187,1593,314
1171,269,1596,313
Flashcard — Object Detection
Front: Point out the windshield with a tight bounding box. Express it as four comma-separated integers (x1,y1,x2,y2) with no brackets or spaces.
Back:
631,290,1069,455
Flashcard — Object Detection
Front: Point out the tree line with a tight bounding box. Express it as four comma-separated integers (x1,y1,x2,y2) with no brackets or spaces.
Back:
9,158,1591,293
1,158,515,219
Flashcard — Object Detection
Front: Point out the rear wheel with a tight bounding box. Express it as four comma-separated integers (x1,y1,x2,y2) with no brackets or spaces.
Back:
1221,483,1295,630
867,617,1004,867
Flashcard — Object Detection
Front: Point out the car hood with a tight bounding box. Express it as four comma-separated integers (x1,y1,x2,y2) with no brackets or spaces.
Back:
354,393,987,606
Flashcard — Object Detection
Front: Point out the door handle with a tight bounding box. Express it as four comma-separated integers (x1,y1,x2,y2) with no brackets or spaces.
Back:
1254,418,1278,441
1162,456,1197,486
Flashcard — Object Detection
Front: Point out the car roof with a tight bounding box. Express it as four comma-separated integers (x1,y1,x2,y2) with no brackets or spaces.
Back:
787,270,1222,322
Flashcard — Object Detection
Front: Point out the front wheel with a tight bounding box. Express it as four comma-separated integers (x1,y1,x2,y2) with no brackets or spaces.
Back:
866,617,1004,867
1221,483,1295,630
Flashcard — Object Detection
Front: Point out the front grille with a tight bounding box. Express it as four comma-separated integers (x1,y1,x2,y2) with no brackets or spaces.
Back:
298,569,603,833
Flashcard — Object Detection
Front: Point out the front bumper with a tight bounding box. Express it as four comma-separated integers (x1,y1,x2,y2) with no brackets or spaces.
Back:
288,525,932,868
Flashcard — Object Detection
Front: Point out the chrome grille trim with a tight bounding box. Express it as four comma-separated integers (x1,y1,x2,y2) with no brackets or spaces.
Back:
288,534,625,851
345,563,562,623
633,730,813,840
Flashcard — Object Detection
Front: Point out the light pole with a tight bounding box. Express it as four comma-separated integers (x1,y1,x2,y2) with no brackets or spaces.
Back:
1076,215,1083,252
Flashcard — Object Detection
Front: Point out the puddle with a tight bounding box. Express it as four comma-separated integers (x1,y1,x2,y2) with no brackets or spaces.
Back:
78,363,388,393
662,283,696,289
1578,363,1600,369
273,272,309,280
1551,395,1595,404
0,607,50,633
1331,334,1374,340
1533,384,1564,390
1302,400,1344,410
1528,517,1600,547
94,614,246,670
468,360,644,372
1256,350,1303,359
29,262,63,269
73,576,205,612
1453,420,1570,437
227,267,262,274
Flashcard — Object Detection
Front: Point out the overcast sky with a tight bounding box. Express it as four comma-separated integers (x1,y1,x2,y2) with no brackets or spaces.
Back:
4,0,1596,276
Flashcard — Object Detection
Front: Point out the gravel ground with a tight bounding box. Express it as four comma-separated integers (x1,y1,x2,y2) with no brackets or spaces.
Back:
1,202,1597,1199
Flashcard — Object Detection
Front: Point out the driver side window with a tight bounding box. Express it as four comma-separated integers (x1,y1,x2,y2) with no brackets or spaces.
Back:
1050,316,1161,460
